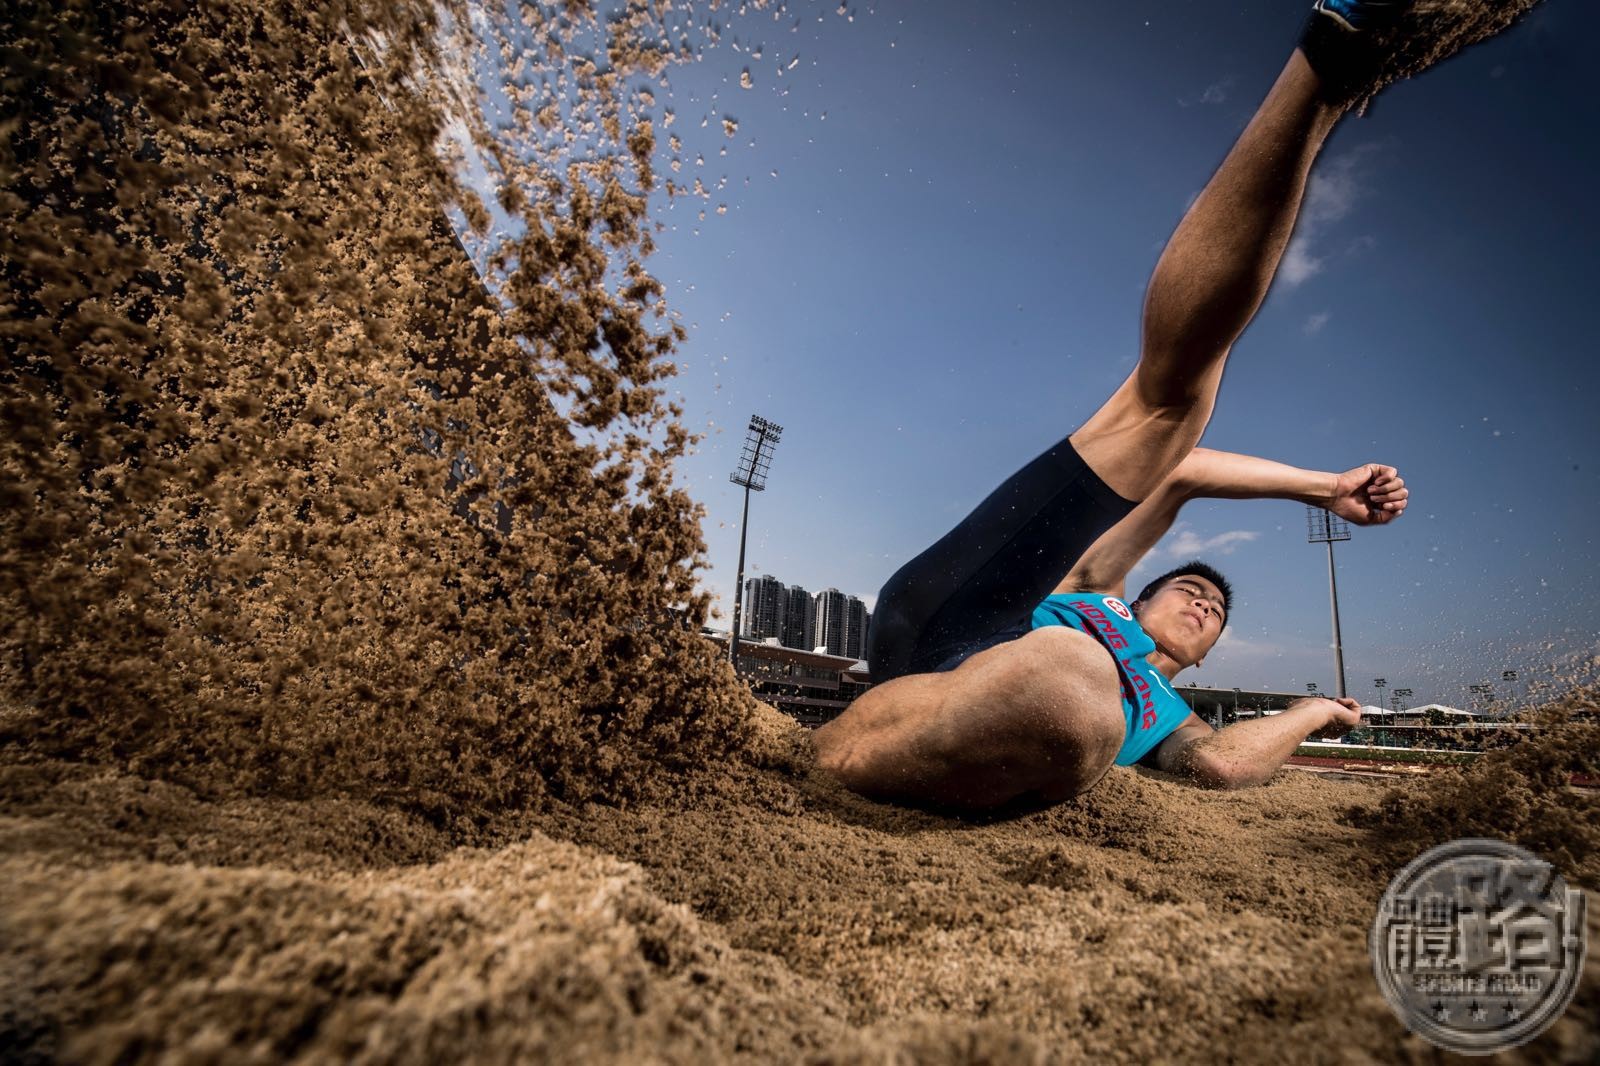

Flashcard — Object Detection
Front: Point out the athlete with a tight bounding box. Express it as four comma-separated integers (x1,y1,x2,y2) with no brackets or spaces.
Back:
811,1,1442,812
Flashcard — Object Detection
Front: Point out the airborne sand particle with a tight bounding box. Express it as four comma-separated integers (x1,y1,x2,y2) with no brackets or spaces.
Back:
1,0,756,817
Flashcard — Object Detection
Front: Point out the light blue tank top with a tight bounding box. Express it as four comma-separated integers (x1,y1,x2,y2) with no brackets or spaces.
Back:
1031,593,1194,766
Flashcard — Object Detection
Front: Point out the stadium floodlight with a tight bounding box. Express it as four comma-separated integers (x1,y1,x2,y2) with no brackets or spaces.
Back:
1306,505,1352,699
1393,686,1412,713
1374,677,1387,707
727,414,783,667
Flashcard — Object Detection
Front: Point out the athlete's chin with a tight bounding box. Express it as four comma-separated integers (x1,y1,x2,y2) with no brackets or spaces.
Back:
1151,635,1203,669
1160,635,1214,668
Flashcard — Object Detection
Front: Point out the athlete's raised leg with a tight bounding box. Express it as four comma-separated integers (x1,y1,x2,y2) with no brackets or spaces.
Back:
1075,0,1541,500
819,5,1433,814
1070,47,1343,501
866,36,1352,690
827,40,1353,815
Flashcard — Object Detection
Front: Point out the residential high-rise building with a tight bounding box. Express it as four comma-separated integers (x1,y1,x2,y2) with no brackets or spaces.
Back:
812,588,849,656
783,584,814,651
742,574,787,641
843,596,870,661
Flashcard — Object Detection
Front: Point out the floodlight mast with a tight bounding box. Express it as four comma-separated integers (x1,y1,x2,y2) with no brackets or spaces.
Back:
1306,505,1352,699
728,415,782,667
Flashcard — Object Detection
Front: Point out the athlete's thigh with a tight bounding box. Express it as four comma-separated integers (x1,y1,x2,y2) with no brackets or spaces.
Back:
814,627,1124,810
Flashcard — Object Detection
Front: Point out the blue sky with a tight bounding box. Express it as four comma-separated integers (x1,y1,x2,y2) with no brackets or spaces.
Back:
479,2,1600,708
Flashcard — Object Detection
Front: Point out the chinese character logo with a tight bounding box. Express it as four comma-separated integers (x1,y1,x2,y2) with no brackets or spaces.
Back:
1371,839,1586,1055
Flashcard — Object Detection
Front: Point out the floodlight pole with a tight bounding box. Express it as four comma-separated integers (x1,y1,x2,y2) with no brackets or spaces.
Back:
728,414,782,667
730,484,753,661
1325,540,1347,699
1306,506,1351,700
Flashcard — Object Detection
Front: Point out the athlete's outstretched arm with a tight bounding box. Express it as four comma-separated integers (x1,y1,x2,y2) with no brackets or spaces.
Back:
1152,696,1364,789
1056,447,1407,597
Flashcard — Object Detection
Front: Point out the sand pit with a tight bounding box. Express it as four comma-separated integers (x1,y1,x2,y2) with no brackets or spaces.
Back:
3,0,1592,1061
3,703,1597,1062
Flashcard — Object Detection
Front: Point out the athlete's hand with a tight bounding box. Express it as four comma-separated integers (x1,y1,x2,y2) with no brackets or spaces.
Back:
1299,696,1363,739
1327,464,1408,526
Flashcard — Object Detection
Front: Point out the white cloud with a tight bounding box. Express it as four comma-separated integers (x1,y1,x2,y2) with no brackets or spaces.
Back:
1281,239,1324,285
1304,310,1331,334
1127,523,1263,589
1280,143,1380,289
1303,150,1370,225
1165,527,1260,557
1179,78,1233,108
1207,627,1290,658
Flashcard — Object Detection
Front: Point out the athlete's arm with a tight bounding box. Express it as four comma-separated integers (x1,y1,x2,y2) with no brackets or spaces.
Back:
1056,448,1407,595
1143,711,1215,769
1152,698,1362,789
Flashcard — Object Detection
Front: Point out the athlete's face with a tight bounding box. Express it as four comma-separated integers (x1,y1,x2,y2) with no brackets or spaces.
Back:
1133,574,1227,668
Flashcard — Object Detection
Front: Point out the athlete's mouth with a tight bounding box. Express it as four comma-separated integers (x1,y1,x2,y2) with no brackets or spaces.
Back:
1183,610,1205,629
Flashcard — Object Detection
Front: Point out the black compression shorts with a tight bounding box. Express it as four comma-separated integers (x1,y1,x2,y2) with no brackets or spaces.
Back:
866,436,1138,683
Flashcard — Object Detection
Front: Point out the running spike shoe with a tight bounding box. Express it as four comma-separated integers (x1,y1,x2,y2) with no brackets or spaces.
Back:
1300,0,1415,107
1300,0,1543,113
1310,0,1412,33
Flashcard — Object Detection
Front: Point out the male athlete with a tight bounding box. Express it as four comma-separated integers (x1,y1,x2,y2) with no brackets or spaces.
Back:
811,1,1449,812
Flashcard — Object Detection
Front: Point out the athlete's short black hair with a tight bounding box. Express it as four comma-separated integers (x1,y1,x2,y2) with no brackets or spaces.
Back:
1133,560,1233,619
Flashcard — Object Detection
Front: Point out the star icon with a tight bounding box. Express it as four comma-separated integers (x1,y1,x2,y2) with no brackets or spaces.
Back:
1434,1003,1451,1023
1470,1002,1488,1022
1504,1002,1523,1023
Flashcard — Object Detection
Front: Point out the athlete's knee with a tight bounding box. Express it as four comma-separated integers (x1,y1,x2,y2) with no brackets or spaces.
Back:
1132,361,1221,418
810,718,847,776
1049,698,1125,796
1003,628,1124,787
811,683,908,790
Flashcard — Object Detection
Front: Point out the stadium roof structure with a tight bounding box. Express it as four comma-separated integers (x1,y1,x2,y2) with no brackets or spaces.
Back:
1174,685,1312,702
703,630,867,674
1404,703,1480,718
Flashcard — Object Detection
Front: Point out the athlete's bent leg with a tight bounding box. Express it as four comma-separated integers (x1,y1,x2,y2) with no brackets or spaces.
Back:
814,627,1126,812
1071,49,1343,502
